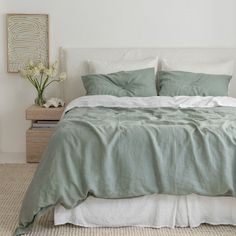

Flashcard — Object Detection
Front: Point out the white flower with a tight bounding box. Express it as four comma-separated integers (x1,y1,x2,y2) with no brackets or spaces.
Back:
49,61,58,77
28,60,34,67
19,60,65,92
52,61,58,70
33,67,40,76
59,72,67,81
27,69,36,77
37,62,45,70
43,68,53,77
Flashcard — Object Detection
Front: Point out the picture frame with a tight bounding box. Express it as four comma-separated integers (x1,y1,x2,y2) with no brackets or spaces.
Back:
6,13,49,73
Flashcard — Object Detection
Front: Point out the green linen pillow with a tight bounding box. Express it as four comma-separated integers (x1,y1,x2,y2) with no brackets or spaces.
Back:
82,68,157,97
159,71,232,96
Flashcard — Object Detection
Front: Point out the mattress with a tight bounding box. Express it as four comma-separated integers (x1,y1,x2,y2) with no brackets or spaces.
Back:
54,194,236,228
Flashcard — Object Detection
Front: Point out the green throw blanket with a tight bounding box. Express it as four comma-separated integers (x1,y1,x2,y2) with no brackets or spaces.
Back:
15,107,236,235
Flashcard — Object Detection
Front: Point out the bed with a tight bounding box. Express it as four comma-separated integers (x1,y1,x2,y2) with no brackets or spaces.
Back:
14,48,236,235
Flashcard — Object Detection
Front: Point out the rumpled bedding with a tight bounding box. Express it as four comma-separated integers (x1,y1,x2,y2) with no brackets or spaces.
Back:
15,95,236,235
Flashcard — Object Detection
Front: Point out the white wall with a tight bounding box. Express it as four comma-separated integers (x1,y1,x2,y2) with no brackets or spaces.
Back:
1,0,236,160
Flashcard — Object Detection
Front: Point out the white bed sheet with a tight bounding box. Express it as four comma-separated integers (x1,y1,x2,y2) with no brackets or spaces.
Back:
64,95,236,115
54,194,236,228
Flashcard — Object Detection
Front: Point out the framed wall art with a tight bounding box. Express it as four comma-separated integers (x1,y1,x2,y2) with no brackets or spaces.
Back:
7,14,49,73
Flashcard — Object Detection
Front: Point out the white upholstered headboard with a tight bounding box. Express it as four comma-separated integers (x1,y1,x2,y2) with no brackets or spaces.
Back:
60,48,236,102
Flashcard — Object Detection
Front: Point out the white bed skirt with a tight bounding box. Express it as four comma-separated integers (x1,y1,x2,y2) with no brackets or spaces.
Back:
54,194,236,228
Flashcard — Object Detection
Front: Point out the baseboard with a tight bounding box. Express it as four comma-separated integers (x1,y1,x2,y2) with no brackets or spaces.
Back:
0,152,26,163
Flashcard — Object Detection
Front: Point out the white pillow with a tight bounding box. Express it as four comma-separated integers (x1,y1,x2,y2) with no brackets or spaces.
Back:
88,57,159,75
162,60,234,76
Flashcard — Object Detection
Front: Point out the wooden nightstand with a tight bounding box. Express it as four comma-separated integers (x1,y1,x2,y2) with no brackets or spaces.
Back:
26,105,65,163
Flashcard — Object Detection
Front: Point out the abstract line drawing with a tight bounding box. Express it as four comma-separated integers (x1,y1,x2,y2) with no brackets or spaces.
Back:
7,14,49,73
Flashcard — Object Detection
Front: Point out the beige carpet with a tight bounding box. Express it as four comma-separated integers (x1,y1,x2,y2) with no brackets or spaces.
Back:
1,164,236,236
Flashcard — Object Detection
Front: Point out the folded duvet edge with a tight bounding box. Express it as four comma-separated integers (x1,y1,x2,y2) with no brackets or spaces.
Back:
14,205,53,236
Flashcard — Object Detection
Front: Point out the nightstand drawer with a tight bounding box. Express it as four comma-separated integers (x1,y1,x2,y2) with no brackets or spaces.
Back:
26,129,54,163
26,105,65,163
26,105,64,120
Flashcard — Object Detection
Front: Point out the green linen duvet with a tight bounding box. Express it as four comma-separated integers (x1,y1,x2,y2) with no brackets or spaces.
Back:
15,105,236,235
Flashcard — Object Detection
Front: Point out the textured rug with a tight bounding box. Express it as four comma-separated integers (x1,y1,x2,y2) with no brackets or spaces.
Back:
1,164,236,236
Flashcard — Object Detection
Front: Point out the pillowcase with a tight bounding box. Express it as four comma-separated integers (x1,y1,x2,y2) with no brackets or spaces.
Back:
88,57,158,74
82,68,157,97
159,71,232,96
159,61,234,96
